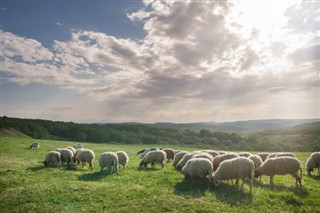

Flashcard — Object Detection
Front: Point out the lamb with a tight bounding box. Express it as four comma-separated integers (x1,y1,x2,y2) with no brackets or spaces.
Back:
238,152,252,158
306,152,320,175
181,158,213,182
212,157,254,193
254,156,302,186
30,142,40,149
116,151,129,169
74,149,95,170
162,148,175,162
212,153,239,171
99,152,119,175
139,150,167,169
43,151,61,168
257,153,269,162
56,148,74,168
173,151,189,168
137,147,159,158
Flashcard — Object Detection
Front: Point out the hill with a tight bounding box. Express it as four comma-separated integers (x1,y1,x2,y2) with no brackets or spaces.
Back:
0,128,31,138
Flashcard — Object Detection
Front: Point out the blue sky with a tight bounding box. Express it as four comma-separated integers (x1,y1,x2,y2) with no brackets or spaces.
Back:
1,0,319,123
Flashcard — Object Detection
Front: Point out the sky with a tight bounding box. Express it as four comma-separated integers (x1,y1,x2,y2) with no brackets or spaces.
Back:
1,0,319,123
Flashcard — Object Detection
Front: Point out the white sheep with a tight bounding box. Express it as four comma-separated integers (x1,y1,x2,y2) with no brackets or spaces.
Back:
99,152,119,175
116,151,129,169
254,156,302,186
56,148,74,168
203,150,220,158
172,151,189,168
30,142,40,149
212,153,239,171
181,158,213,182
212,157,254,193
74,149,95,170
238,152,252,158
175,152,198,171
139,150,167,169
162,148,175,162
249,155,263,169
43,151,61,168
192,152,214,163
66,146,77,155
275,153,295,158
74,144,83,149
257,152,269,162
137,147,159,158
306,152,320,175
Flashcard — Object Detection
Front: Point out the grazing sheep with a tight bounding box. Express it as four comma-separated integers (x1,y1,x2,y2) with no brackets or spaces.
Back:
212,153,239,171
137,147,159,158
176,153,197,171
139,150,167,169
74,149,95,170
212,157,254,193
192,153,214,163
162,148,175,162
249,155,263,169
56,148,74,168
275,153,295,158
218,151,227,155
66,146,77,155
181,158,213,182
238,152,252,158
74,144,83,149
44,151,61,168
30,142,40,149
306,152,320,175
173,151,189,168
257,153,269,162
99,152,119,175
203,150,220,158
254,157,302,186
116,151,129,169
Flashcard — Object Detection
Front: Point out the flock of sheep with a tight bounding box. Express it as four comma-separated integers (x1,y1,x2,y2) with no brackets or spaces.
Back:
40,143,320,194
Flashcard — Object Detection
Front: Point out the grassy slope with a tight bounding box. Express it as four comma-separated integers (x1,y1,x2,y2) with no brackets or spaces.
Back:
0,138,319,212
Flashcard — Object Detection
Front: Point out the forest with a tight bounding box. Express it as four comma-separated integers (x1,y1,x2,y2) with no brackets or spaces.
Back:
1,116,319,151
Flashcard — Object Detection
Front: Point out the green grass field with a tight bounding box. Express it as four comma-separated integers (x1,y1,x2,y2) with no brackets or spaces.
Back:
1,137,319,212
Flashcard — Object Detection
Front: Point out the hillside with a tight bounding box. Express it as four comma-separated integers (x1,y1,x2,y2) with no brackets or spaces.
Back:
1,116,319,151
0,128,31,138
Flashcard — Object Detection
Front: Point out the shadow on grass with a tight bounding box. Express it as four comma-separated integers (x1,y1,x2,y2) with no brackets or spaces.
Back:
254,180,308,197
211,183,253,206
78,171,116,181
26,165,46,172
308,174,320,180
136,167,163,172
174,178,210,198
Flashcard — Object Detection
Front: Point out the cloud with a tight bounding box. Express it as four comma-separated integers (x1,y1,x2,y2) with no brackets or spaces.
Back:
56,22,63,26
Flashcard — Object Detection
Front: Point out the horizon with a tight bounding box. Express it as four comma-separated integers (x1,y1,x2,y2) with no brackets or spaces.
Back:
1,1,319,123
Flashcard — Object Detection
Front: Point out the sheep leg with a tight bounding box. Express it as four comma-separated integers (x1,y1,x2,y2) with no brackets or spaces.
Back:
270,176,274,186
100,167,103,172
89,162,93,171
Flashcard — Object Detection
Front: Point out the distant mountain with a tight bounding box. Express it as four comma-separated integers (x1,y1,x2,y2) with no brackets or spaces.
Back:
148,119,320,132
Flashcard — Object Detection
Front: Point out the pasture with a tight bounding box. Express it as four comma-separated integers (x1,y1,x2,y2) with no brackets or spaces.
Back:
0,137,319,212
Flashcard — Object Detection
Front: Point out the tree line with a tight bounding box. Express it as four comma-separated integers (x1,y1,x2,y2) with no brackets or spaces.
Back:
1,116,319,151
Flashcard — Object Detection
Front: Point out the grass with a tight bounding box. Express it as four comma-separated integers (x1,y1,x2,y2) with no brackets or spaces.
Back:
0,137,320,212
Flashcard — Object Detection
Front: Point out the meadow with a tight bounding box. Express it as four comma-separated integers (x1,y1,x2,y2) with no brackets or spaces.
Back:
0,137,319,212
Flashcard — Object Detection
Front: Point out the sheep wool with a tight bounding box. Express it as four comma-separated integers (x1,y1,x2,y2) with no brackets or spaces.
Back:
254,156,302,186
173,151,189,168
75,149,95,170
257,153,269,162
99,152,119,175
238,152,252,158
181,158,213,182
249,155,263,169
212,153,239,171
175,153,196,171
116,151,129,169
212,157,254,193
56,148,74,168
192,153,214,163
44,151,61,168
306,152,320,175
162,148,175,162
139,150,167,169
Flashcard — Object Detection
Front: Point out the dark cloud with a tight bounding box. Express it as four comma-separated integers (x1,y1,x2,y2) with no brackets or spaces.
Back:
288,44,320,65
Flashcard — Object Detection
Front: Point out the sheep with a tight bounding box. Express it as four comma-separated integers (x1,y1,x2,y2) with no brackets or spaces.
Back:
66,146,77,155
74,149,95,170
181,158,213,182
162,148,175,162
30,142,40,149
238,152,252,158
56,148,74,168
43,151,61,168
212,157,254,193
212,153,239,171
249,155,263,169
99,152,119,175
306,152,320,175
137,147,159,158
218,151,227,155
173,151,189,168
275,153,295,158
74,144,83,149
139,150,167,169
254,157,302,186
257,153,269,162
192,152,214,163
176,153,197,171
203,150,220,158
116,151,129,169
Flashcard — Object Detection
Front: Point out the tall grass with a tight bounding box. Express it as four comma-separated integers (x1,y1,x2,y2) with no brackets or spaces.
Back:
0,137,319,212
